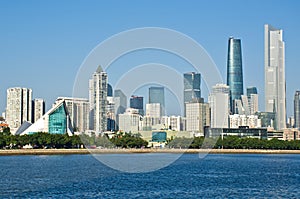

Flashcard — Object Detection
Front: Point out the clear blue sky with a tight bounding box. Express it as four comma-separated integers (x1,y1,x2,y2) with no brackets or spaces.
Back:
0,0,299,116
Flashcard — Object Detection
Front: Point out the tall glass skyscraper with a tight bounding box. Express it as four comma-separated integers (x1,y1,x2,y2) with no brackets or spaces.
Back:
227,37,244,113
294,91,300,129
149,86,165,115
264,24,286,130
184,72,201,102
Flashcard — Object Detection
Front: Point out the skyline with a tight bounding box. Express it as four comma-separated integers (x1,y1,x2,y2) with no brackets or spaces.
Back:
1,1,300,117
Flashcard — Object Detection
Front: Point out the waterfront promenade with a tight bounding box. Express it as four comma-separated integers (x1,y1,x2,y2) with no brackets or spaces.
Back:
1,148,300,155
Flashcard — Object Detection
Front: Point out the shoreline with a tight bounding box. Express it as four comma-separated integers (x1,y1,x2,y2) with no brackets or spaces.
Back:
1,148,300,156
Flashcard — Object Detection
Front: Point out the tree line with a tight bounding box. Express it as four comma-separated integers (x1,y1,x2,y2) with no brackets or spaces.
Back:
166,136,300,150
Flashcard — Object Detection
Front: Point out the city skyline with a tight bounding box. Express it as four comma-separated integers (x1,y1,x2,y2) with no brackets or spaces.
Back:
0,1,299,117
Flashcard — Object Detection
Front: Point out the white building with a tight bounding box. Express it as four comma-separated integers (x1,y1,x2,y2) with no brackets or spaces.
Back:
265,24,286,130
186,102,210,133
249,94,259,115
229,114,261,128
209,84,230,128
118,108,142,133
6,87,32,134
32,98,45,123
146,103,161,118
89,65,107,133
161,115,185,131
55,97,89,133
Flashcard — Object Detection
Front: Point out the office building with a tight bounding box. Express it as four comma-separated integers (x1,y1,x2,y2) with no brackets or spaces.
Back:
32,98,45,123
186,102,210,133
89,65,107,132
184,72,201,115
227,37,244,113
6,87,32,134
149,86,165,115
114,89,127,115
209,84,230,128
130,95,144,115
294,91,300,129
55,97,89,133
264,24,286,130
107,83,113,97
118,108,142,133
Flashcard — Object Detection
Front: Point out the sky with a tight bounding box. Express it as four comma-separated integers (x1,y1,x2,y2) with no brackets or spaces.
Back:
0,0,299,117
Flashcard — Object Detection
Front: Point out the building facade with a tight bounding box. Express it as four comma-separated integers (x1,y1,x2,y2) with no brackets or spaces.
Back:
209,84,230,128
227,37,244,113
130,95,144,116
55,97,89,133
149,86,165,116
32,98,45,123
186,102,210,133
264,24,286,130
184,72,201,115
6,87,32,134
89,66,107,133
294,91,300,129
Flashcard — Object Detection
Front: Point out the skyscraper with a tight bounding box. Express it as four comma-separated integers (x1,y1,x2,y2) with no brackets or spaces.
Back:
89,65,107,132
264,24,286,130
186,102,210,133
107,83,113,97
114,89,127,115
294,91,300,129
32,98,45,123
6,87,32,134
209,84,230,128
130,95,144,115
184,72,201,103
227,37,244,113
247,87,258,115
149,86,165,116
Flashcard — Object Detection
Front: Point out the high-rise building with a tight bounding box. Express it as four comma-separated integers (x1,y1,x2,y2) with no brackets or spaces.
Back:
107,83,113,97
89,65,107,132
184,72,201,116
264,24,286,130
209,84,230,128
247,87,259,115
149,86,165,115
130,95,144,115
247,87,257,98
227,37,244,113
32,98,45,123
294,91,300,129
114,89,127,115
6,87,32,134
55,97,89,133
118,108,142,133
146,103,161,118
186,102,210,133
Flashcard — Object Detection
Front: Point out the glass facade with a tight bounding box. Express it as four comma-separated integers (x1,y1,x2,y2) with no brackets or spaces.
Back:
149,86,165,115
227,37,243,113
246,87,257,98
152,131,167,142
184,72,201,103
130,95,144,115
107,83,113,97
49,104,67,134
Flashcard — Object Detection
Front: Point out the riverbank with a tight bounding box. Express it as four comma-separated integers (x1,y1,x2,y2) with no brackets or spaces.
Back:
1,148,300,155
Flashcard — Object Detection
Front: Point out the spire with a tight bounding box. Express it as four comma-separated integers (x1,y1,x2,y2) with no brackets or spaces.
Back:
96,65,103,73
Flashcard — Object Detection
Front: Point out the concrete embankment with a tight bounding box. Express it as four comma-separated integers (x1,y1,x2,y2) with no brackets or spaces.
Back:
1,148,300,156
